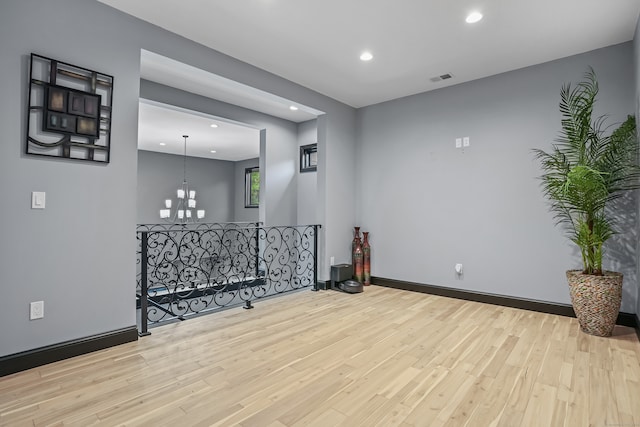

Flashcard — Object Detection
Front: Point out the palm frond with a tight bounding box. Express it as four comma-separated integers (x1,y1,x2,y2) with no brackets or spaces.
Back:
534,69,638,275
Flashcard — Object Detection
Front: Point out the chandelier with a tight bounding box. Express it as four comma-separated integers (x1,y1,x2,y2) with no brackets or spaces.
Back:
159,135,205,223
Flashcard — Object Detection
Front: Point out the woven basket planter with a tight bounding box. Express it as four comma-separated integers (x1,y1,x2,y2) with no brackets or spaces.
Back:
566,270,622,337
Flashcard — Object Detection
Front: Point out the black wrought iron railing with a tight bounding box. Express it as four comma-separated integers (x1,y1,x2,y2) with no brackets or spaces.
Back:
136,222,320,335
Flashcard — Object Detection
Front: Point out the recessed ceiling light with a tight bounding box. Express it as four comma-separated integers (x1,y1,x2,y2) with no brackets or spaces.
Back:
210,124,218,128
159,143,166,146
210,150,217,153
289,105,298,111
466,12,483,23
360,51,373,61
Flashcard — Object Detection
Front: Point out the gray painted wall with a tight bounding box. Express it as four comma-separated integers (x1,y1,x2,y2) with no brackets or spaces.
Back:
0,0,356,357
297,120,318,225
137,150,235,224
322,113,358,276
0,0,140,357
233,158,260,223
634,18,640,318
356,43,638,312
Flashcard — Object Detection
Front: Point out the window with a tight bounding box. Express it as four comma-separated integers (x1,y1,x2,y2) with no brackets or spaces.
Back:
300,143,317,173
245,167,260,208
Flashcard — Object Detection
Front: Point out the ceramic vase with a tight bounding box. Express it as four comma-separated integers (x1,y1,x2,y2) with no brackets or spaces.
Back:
362,232,370,286
351,226,361,267
353,237,364,283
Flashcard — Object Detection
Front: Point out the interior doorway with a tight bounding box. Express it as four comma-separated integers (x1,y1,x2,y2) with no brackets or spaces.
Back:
136,99,263,226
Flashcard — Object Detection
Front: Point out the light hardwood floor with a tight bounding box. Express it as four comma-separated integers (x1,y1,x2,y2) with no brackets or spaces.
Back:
1,286,639,426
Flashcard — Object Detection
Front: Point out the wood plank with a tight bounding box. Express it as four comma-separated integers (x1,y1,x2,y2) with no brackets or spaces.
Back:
519,382,557,427
0,286,637,426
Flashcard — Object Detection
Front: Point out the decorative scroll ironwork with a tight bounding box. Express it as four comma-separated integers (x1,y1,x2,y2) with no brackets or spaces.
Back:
26,53,114,163
136,222,320,334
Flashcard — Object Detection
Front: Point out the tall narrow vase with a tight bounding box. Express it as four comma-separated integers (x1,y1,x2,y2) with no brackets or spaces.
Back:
362,232,371,286
354,237,364,283
351,226,361,267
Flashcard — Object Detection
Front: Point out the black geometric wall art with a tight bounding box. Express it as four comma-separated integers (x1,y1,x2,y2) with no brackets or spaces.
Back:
26,53,114,163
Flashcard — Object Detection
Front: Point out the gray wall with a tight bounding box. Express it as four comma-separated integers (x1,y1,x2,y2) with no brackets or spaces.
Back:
297,120,318,225
322,112,358,276
634,18,640,318
0,0,140,357
233,158,260,223
356,43,638,312
137,150,235,224
0,0,356,357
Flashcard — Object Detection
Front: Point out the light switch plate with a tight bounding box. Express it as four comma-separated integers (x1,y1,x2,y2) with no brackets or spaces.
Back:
455,138,462,148
31,191,46,209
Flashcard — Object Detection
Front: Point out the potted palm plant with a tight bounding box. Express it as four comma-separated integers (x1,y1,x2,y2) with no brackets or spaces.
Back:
534,68,639,337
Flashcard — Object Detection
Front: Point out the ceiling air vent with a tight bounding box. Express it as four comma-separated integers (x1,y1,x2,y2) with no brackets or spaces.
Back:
430,73,454,83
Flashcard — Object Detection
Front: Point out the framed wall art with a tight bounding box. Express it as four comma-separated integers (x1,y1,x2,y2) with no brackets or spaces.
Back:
26,53,114,163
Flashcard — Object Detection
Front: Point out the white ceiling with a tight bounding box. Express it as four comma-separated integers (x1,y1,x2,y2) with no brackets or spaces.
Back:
138,100,260,161
100,0,639,108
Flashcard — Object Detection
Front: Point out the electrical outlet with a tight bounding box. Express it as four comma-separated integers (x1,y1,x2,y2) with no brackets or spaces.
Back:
330,256,335,266
30,301,44,320
455,138,462,148
463,137,470,147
